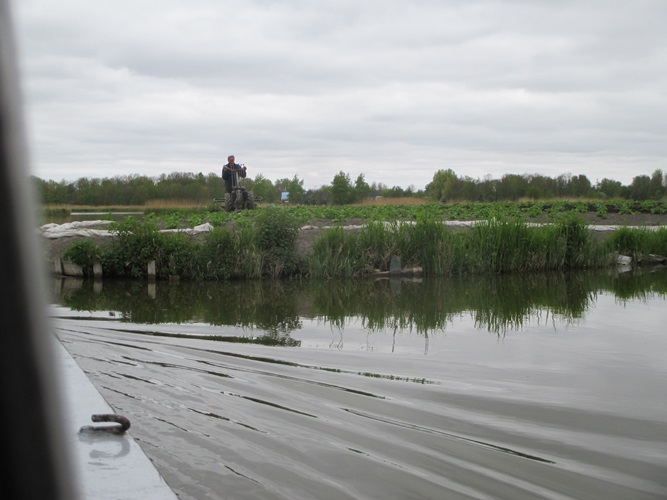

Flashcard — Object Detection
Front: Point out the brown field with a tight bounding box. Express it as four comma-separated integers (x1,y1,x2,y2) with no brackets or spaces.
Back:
43,199,208,210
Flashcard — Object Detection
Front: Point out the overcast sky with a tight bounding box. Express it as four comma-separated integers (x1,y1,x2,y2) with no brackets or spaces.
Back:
10,0,667,190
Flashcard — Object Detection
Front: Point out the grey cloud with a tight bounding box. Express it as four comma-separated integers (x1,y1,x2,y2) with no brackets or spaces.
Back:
11,0,667,188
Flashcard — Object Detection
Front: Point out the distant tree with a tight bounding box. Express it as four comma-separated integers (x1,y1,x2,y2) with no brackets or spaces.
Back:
478,176,499,202
369,182,388,198
32,177,74,205
597,178,624,199
568,174,593,198
526,174,559,199
305,186,331,205
649,169,665,199
285,175,306,204
628,175,651,200
34,167,663,207
555,174,570,198
206,172,225,198
127,174,158,204
425,169,457,201
380,186,406,198
331,171,354,204
353,174,371,202
274,178,292,202
458,176,479,201
496,174,528,201
252,174,276,203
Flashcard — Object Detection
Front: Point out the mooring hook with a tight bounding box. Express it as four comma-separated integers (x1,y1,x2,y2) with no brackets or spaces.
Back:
79,413,131,434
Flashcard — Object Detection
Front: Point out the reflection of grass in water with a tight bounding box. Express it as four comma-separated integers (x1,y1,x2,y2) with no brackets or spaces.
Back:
311,271,616,336
129,330,301,347
58,267,667,336
609,268,667,301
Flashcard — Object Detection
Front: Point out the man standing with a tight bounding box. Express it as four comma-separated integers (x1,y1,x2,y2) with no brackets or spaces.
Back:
222,155,247,193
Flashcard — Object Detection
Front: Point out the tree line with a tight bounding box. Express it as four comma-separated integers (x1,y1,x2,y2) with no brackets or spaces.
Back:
32,171,416,206
32,168,666,206
425,169,666,202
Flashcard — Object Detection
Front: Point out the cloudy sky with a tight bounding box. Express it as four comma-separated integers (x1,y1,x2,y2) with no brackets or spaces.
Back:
10,0,667,190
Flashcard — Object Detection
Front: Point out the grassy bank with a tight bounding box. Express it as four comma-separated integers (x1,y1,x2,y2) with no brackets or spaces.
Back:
62,209,667,281
308,216,612,278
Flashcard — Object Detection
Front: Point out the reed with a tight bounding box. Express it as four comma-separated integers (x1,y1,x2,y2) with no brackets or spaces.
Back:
235,226,264,279
42,207,71,218
309,227,358,278
604,227,667,260
307,216,611,278
357,221,398,272
61,214,661,282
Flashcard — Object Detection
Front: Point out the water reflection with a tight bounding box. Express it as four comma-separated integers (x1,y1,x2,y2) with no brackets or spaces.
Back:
51,267,667,339
52,269,667,498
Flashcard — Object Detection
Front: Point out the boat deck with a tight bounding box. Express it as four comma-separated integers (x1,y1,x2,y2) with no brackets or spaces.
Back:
55,339,178,499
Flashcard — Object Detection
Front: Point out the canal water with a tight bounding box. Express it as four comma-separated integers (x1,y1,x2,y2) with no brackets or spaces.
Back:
50,269,667,499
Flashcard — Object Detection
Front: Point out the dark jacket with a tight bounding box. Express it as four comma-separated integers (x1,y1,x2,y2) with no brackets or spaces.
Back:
222,163,246,193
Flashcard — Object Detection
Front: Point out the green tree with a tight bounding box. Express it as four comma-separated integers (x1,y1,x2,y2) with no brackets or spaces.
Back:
354,174,371,202
597,178,624,199
629,175,651,200
331,171,354,204
425,169,457,201
305,186,331,205
568,174,593,198
649,169,665,199
496,174,528,201
285,175,306,204
252,174,276,203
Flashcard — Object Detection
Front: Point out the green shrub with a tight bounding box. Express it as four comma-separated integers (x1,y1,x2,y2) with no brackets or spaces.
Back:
155,233,200,279
102,217,163,278
254,208,302,278
63,239,101,275
199,227,240,280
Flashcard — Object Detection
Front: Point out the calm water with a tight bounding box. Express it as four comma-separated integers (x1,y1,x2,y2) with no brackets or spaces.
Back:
51,269,667,499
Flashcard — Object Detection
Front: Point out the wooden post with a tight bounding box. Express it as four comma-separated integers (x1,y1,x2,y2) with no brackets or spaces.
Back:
147,261,156,281
54,257,63,275
389,255,401,275
93,262,103,279
62,261,83,277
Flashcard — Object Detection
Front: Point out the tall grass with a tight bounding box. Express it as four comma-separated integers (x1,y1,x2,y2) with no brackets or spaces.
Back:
604,227,667,260
62,215,661,281
308,217,612,278
64,211,300,281
309,227,358,278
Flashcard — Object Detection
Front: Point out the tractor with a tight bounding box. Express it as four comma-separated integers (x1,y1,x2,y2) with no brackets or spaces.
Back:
215,165,256,212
